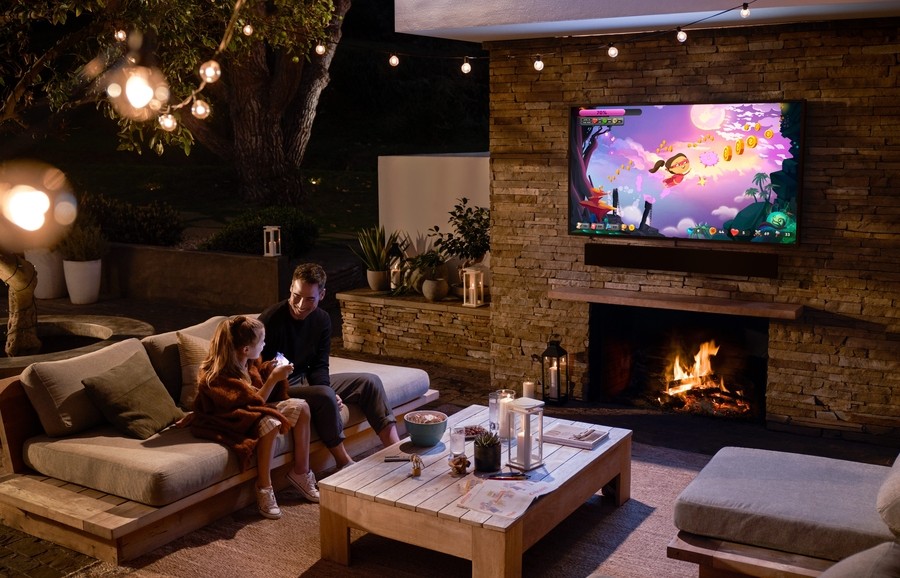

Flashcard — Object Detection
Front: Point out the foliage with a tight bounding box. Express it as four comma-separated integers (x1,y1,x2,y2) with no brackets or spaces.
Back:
56,219,109,261
79,191,184,246
474,431,500,447
391,248,447,296
199,206,318,258
350,225,399,271
0,0,347,204
428,197,490,265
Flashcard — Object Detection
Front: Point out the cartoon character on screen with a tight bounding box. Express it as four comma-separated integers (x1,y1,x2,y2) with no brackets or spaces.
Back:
649,153,691,190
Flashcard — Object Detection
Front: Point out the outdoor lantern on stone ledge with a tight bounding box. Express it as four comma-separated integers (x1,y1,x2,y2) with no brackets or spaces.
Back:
263,226,281,257
462,268,485,307
541,339,569,404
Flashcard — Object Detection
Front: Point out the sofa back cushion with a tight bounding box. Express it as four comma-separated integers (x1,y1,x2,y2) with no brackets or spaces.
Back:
876,453,900,537
141,316,227,401
21,338,147,437
176,331,211,410
82,349,185,439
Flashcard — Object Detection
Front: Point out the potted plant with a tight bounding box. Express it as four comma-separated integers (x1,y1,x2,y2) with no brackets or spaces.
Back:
473,430,501,472
351,225,400,291
429,197,490,270
428,197,490,296
56,221,109,304
410,249,449,302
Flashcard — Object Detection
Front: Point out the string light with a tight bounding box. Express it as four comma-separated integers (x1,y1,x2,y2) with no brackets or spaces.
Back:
741,3,750,18
191,99,210,119
114,29,127,42
607,44,618,58
242,23,254,36
315,43,326,55
676,28,687,43
461,57,472,74
388,54,400,67
533,56,544,71
198,60,221,83
158,113,177,131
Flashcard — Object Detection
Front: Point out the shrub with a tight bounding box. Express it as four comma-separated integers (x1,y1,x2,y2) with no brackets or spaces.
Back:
79,192,184,246
200,206,319,258
56,220,109,261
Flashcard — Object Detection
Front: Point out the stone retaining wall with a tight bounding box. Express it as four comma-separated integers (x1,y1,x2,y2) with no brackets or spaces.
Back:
337,289,491,371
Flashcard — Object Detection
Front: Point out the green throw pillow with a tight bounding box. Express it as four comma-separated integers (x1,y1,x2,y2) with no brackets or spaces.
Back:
82,350,185,440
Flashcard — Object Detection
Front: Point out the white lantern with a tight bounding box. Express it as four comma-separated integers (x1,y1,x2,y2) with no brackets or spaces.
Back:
507,397,544,471
263,226,281,257
462,268,485,307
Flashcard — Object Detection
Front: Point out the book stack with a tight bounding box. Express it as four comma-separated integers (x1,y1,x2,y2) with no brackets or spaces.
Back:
544,424,610,449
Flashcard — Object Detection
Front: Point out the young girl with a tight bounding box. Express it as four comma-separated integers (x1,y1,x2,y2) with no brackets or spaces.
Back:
190,315,319,519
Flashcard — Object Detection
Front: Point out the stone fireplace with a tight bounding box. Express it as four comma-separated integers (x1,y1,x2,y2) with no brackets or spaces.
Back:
587,304,768,420
481,18,900,444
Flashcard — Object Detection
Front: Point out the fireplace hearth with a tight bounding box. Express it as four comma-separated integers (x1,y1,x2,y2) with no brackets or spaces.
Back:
587,303,768,420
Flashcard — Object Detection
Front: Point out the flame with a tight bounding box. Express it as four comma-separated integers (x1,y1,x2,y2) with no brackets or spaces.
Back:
667,340,719,395
663,339,750,416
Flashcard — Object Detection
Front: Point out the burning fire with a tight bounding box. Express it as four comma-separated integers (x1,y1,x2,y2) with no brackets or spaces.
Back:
663,340,750,416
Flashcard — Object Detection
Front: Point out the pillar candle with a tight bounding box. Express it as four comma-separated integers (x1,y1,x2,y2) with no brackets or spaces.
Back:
522,381,535,399
498,397,512,436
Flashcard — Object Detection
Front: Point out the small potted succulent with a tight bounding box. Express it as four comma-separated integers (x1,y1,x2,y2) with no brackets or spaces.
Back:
473,430,501,472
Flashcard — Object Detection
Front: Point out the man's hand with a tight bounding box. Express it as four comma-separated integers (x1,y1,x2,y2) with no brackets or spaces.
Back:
335,394,344,410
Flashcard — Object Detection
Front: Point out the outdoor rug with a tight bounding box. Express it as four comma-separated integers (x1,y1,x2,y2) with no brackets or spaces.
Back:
75,441,710,578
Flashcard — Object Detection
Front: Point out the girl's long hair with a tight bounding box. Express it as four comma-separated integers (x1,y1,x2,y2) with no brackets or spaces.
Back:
200,315,264,385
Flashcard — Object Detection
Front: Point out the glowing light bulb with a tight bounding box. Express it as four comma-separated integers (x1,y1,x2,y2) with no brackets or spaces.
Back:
199,60,221,83
388,54,400,67
533,56,544,71
158,114,177,132
191,99,211,119
124,70,153,108
461,58,472,74
677,28,687,43
315,43,326,55
607,44,619,58
242,23,254,36
6,185,50,231
740,3,750,18
115,29,127,42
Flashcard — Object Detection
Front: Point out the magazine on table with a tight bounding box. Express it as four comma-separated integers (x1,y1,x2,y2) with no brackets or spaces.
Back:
543,424,610,449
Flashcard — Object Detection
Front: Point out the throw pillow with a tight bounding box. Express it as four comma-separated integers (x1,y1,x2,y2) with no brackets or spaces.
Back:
877,455,900,537
176,331,210,410
82,350,185,440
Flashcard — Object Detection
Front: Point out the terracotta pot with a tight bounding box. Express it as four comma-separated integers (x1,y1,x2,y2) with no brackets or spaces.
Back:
366,269,390,291
474,443,501,472
422,278,449,302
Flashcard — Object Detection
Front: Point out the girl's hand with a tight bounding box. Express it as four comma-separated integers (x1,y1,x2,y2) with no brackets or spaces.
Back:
271,362,293,382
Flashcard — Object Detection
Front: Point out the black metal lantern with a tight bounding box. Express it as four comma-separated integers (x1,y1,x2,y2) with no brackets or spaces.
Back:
541,339,569,404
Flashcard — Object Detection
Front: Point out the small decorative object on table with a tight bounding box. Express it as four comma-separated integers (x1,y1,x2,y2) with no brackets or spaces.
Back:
473,431,501,473
488,389,516,437
403,410,448,447
544,423,610,449
410,454,424,477
447,454,470,476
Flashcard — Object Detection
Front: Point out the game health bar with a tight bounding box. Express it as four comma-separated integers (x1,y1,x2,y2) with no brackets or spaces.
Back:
578,108,626,117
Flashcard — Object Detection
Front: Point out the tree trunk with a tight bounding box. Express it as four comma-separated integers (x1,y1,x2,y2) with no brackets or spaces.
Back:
1,253,41,356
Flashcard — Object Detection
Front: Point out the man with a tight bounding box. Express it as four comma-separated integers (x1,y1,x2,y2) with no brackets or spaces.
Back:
259,263,400,470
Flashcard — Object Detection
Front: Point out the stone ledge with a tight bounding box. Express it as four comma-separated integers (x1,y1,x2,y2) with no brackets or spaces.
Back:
336,288,491,316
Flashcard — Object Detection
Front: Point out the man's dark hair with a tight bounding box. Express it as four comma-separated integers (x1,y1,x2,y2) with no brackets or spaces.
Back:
292,263,326,288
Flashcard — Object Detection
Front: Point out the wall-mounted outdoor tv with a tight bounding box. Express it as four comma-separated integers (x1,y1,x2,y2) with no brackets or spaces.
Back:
569,101,804,244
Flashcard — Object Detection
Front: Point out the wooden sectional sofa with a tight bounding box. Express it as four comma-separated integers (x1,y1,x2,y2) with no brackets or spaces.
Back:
0,315,438,564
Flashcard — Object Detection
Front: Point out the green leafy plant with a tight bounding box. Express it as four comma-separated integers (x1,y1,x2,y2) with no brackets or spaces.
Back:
428,197,490,267
79,191,184,246
56,221,109,262
474,431,500,447
350,225,400,271
200,206,319,258
391,248,448,296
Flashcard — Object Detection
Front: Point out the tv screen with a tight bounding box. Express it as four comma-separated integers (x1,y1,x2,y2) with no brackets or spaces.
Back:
568,101,804,244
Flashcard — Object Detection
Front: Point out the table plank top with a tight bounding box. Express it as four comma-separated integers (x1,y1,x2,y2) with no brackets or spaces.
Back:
319,404,632,531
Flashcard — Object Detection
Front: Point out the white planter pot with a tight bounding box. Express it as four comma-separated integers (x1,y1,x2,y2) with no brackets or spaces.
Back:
63,259,102,305
24,249,67,299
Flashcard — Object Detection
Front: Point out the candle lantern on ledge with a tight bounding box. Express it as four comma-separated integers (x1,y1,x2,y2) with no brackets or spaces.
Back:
507,397,544,471
541,339,569,404
462,268,485,307
263,226,281,257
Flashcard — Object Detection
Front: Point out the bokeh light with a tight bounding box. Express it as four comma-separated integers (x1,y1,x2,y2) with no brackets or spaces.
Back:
0,161,77,253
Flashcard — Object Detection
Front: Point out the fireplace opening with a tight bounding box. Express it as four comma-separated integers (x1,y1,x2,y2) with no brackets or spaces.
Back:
587,304,768,420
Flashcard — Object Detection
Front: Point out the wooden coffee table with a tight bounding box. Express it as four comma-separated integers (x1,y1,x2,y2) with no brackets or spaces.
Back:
318,404,632,577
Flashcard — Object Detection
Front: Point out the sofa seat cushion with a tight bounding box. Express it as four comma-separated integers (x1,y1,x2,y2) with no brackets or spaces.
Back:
674,446,895,561
23,425,293,507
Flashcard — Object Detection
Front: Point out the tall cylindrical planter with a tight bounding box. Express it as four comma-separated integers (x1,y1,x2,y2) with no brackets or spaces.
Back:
24,248,67,299
63,259,102,305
